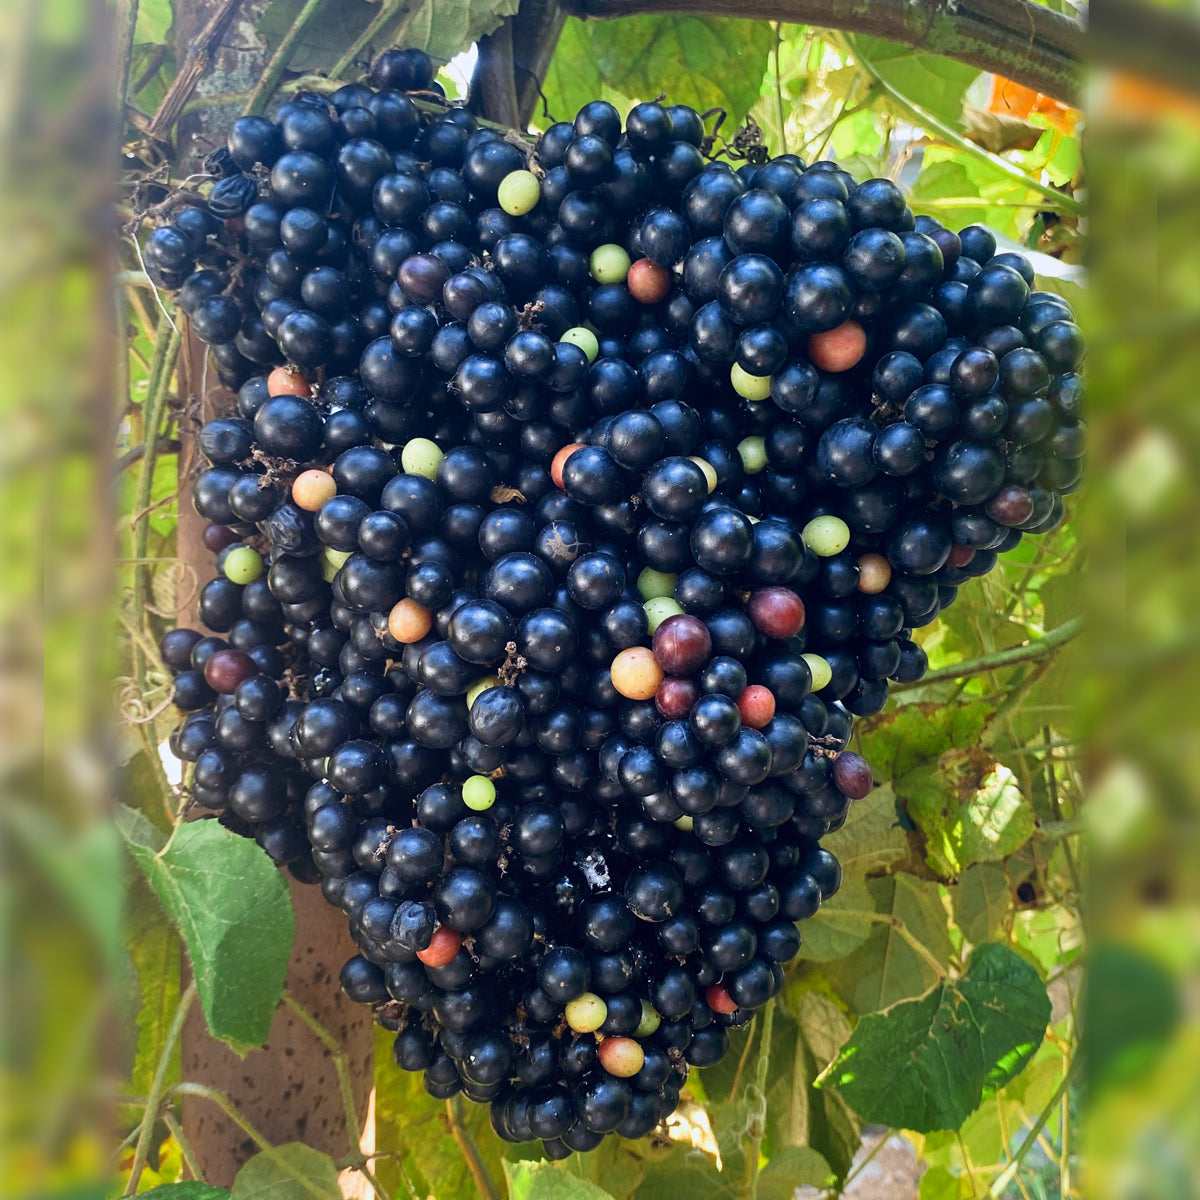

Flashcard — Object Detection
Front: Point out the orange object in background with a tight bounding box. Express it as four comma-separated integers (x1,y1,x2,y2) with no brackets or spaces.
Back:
989,75,1081,135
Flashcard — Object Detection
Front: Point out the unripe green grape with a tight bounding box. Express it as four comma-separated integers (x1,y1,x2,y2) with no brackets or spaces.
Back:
637,567,677,600
674,815,694,832
401,437,443,479
462,775,496,811
467,676,500,707
802,653,833,692
560,326,599,362
688,456,718,493
224,545,263,584
589,243,631,284
321,547,351,582
730,362,772,402
802,514,850,556
644,596,684,632
497,169,540,216
565,992,608,1033
634,1001,661,1038
737,436,767,474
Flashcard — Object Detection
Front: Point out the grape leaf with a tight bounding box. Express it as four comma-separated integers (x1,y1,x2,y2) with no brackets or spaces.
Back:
256,0,519,75
845,34,979,129
117,807,294,1049
634,1160,734,1200
823,942,1051,1131
756,1146,835,1198
819,875,953,1013
952,863,1011,945
231,1144,340,1200
542,15,772,132
141,1186,230,1200
504,1159,616,1200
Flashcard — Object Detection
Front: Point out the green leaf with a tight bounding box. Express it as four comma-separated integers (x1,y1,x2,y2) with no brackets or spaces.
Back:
952,864,1011,945
406,0,521,64
634,1158,734,1200
756,1146,834,1199
798,784,911,961
859,702,1034,875
134,0,173,45
141,1186,230,1200
824,942,1051,1131
504,1159,616,1200
819,875,953,1013
117,807,294,1048
231,1145,341,1200
845,34,979,129
256,0,519,75
126,889,182,1102
543,15,772,132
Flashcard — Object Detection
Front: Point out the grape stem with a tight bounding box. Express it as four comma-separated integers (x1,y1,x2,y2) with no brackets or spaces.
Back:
891,616,1084,692
446,1097,501,1200
743,998,775,1200
245,0,333,116
123,982,196,1195
838,37,1086,217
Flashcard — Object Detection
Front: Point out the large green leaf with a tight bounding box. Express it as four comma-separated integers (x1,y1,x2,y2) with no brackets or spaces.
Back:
504,1159,616,1200
823,942,1051,1130
117,807,294,1049
844,34,979,129
952,863,1011,945
231,1144,341,1200
256,0,519,75
543,15,772,132
819,875,953,1013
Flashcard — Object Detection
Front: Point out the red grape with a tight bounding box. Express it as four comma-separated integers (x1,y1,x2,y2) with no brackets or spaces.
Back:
747,587,806,639
832,751,874,799
655,676,698,719
652,614,712,675
203,648,257,694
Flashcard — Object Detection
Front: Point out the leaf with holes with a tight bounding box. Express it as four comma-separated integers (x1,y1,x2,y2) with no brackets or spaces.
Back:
822,942,1050,1130
117,806,293,1049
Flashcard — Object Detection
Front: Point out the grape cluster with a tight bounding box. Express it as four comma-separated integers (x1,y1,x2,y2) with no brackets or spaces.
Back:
150,46,1083,1158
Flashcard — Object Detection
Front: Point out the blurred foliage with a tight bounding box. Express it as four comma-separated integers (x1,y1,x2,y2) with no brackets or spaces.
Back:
15,2,1200,1200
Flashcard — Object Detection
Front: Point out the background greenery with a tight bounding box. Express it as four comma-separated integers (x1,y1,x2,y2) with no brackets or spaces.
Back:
2,2,1197,1199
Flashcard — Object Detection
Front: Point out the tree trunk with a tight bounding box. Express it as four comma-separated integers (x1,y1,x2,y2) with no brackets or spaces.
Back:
171,0,375,1185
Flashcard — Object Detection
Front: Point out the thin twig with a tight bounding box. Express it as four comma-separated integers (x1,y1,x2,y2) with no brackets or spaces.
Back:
892,617,1083,692
172,1082,340,1200
330,0,416,81
987,1056,1079,1198
842,36,1085,215
446,1097,500,1200
162,1110,203,1181
744,998,775,1200
245,0,332,115
123,982,196,1195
